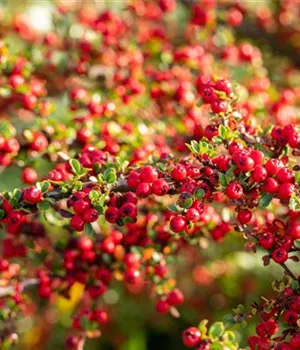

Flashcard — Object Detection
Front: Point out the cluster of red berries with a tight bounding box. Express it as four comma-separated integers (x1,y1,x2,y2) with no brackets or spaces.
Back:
105,192,138,225
196,77,233,115
248,289,300,350
69,191,99,231
256,219,300,264
127,165,169,198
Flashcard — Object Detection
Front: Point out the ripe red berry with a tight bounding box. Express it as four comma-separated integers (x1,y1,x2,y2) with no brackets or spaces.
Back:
83,208,99,223
262,178,278,193
136,182,151,198
77,235,93,251
73,199,91,215
119,203,138,219
105,207,119,223
155,299,170,314
170,215,187,233
91,309,108,325
65,336,81,349
283,310,298,325
70,215,85,231
211,99,228,114
124,268,141,284
237,209,252,224
276,168,294,184
226,182,243,200
290,333,300,348
228,8,243,27
21,168,38,184
258,232,275,250
152,179,169,196
271,248,288,264
167,289,184,306
127,171,140,188
139,166,159,183
22,187,42,204
171,164,187,181
287,223,300,240
278,183,294,200
182,327,202,347
185,208,200,223
251,165,267,183
265,159,283,176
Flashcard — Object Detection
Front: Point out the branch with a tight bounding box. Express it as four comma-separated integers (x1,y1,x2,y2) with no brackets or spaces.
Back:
0,278,38,298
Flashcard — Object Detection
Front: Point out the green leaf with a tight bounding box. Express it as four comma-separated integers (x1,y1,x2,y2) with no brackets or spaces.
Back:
194,188,205,199
211,343,223,350
37,201,51,211
208,322,225,340
223,330,236,343
198,319,208,336
289,193,300,211
103,168,117,184
0,209,5,219
89,190,100,203
84,223,93,236
218,173,228,186
41,181,50,193
69,159,82,175
168,204,178,213
295,171,300,185
292,280,299,291
259,194,273,208
218,125,231,140
184,198,193,209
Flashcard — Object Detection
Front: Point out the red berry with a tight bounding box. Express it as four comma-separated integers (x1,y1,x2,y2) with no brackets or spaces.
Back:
21,168,38,184
250,149,264,165
265,159,283,176
77,235,93,251
271,248,288,264
276,168,294,184
251,165,267,183
124,268,141,284
70,215,85,231
258,232,275,249
105,207,119,223
226,182,243,200
155,299,170,314
152,179,169,196
290,333,300,348
283,310,297,324
127,171,140,188
170,215,187,233
167,289,184,306
91,309,108,325
119,203,137,219
237,209,252,224
171,164,187,181
278,183,294,200
139,166,158,183
262,178,278,193
73,199,91,215
185,208,200,223
287,223,300,240
136,182,151,198
211,99,228,114
182,327,202,347
22,186,42,204
83,208,99,223
228,8,243,27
